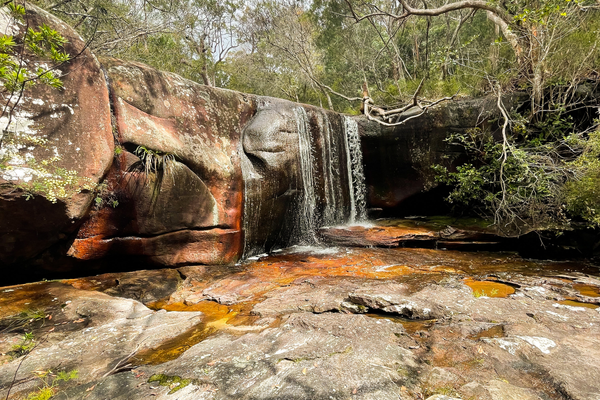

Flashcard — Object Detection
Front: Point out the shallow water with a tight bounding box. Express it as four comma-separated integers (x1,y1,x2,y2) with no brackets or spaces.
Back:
1,242,599,367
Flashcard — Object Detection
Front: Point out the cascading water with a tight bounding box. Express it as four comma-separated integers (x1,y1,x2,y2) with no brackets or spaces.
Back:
294,106,318,245
343,116,367,223
319,113,345,227
241,99,367,258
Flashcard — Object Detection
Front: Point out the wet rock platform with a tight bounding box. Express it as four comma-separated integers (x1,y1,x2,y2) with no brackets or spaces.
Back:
1,226,600,400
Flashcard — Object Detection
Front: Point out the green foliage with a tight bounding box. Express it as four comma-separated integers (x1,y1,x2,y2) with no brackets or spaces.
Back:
563,130,600,227
0,2,96,204
435,114,600,233
25,369,78,400
17,161,96,203
25,387,53,400
148,374,192,394
10,332,36,358
93,181,119,209
128,145,177,206
1,309,46,334
0,18,70,93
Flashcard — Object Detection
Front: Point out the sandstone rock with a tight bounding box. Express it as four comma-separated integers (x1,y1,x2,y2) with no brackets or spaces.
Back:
0,283,202,399
102,313,414,400
485,380,543,400
459,381,493,400
3,248,600,400
65,268,182,305
0,3,113,268
68,58,255,266
318,224,437,247
241,98,353,255
422,367,459,387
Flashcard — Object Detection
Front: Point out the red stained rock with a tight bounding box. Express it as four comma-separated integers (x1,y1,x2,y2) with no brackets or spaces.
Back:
318,224,438,247
70,58,256,265
70,228,240,266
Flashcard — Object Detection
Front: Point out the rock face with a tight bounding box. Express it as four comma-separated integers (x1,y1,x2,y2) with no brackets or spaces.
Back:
0,4,113,267
359,95,524,215
0,6,368,276
241,98,355,256
67,58,255,266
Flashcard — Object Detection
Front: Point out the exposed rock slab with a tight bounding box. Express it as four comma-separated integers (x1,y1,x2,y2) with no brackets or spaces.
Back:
61,313,416,400
0,283,202,399
318,218,504,250
3,245,600,400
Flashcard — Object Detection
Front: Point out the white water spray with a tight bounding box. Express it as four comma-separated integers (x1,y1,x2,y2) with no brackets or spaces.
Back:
343,116,367,223
295,106,318,244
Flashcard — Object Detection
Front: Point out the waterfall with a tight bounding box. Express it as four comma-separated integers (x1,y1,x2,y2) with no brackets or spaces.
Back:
294,106,318,245
241,99,368,259
343,116,367,223
320,113,345,227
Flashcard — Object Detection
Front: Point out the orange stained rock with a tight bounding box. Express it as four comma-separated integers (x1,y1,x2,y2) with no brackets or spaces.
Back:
0,282,58,320
365,313,436,334
463,278,515,298
136,300,264,365
573,284,600,298
469,324,505,340
558,300,599,309
177,249,438,303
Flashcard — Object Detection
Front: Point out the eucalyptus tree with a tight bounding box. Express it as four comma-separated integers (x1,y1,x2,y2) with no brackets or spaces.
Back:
37,0,242,86
339,0,600,232
344,0,600,114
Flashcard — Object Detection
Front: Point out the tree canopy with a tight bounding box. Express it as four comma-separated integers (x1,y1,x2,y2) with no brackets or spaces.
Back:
26,0,600,233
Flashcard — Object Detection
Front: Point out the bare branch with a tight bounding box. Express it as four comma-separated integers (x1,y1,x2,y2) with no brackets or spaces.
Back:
397,0,511,24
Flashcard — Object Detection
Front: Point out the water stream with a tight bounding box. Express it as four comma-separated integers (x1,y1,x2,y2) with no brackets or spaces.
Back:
343,116,367,223
241,104,368,258
294,106,318,245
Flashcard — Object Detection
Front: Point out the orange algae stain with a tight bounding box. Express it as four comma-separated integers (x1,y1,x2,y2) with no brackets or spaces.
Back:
558,300,599,309
470,325,505,340
573,284,600,298
243,250,428,282
0,282,58,319
365,313,436,334
135,300,263,365
463,279,515,298
131,322,219,365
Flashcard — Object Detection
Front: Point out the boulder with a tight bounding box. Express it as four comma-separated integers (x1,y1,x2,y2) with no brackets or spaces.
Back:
68,58,255,266
0,4,113,267
0,283,203,400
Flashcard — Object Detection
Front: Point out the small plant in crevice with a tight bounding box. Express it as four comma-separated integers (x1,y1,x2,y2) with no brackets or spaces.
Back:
1,309,46,334
127,145,178,207
148,374,193,394
93,181,119,209
24,368,78,400
9,332,36,359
